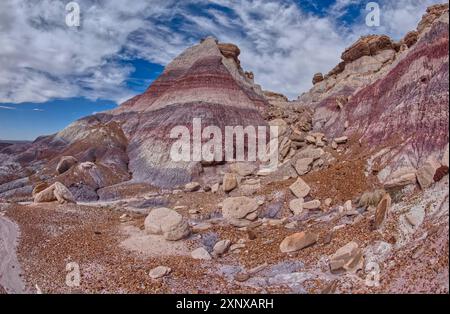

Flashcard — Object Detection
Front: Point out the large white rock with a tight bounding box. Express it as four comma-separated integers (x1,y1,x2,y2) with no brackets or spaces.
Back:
144,208,190,241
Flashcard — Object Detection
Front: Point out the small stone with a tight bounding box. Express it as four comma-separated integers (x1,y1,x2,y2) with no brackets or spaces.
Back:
234,273,250,282
285,221,298,229
149,266,171,279
213,240,232,255
222,197,259,220
343,200,353,212
289,198,304,215
211,183,220,193
305,135,316,144
324,198,333,207
294,158,314,176
184,182,201,192
303,200,321,210
189,209,200,215
280,232,318,253
417,156,447,189
329,241,363,273
223,173,238,193
245,212,258,221
289,178,311,198
144,208,190,241
192,222,213,233
191,247,212,260
230,163,257,177
374,193,391,229
230,244,246,251
334,136,348,144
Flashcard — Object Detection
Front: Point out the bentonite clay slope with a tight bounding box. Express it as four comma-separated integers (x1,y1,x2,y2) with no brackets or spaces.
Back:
303,4,449,184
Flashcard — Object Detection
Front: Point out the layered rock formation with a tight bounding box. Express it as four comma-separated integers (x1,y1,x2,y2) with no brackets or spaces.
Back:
300,3,449,185
0,37,269,200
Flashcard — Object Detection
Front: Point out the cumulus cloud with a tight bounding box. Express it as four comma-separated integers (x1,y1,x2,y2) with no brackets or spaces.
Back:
0,0,444,103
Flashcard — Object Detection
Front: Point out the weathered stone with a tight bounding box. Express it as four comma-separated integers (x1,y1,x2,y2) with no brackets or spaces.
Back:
213,240,232,255
144,207,190,241
296,147,325,160
329,241,363,273
334,136,348,144
289,198,304,215
305,135,316,144
54,182,76,204
294,158,314,176
280,232,318,253
289,178,311,198
229,163,257,177
417,157,445,189
149,266,171,279
313,73,324,85
191,247,212,260
324,198,333,208
269,119,288,137
34,184,57,203
56,156,78,174
184,182,201,192
303,200,321,210
383,168,417,189
211,183,220,193
343,200,353,212
32,182,48,197
222,197,259,220
223,173,238,192
374,193,391,229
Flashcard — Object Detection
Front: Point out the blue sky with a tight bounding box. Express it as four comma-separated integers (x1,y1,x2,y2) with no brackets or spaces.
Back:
0,0,443,140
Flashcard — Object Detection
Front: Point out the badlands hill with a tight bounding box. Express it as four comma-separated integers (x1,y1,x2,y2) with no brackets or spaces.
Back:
0,4,448,294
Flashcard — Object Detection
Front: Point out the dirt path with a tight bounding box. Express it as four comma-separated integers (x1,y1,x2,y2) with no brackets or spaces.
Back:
0,215,27,294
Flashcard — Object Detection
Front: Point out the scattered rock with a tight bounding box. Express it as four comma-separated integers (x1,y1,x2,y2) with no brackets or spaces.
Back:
222,197,259,220
54,182,76,204
313,72,324,85
334,136,348,144
343,200,353,212
289,178,311,198
296,147,324,160
417,157,446,189
184,182,201,192
149,266,172,279
34,182,75,204
144,207,190,241
211,183,220,193
234,273,250,282
56,156,78,174
32,182,48,197
289,198,304,215
192,222,213,233
303,200,321,210
191,247,212,260
374,193,391,229
329,241,363,273
223,173,238,193
280,232,318,253
384,168,417,189
230,163,257,177
294,158,314,176
213,240,232,255
324,198,333,208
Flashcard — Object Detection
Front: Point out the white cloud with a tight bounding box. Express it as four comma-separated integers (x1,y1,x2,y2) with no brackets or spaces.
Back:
0,105,16,110
0,0,444,103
